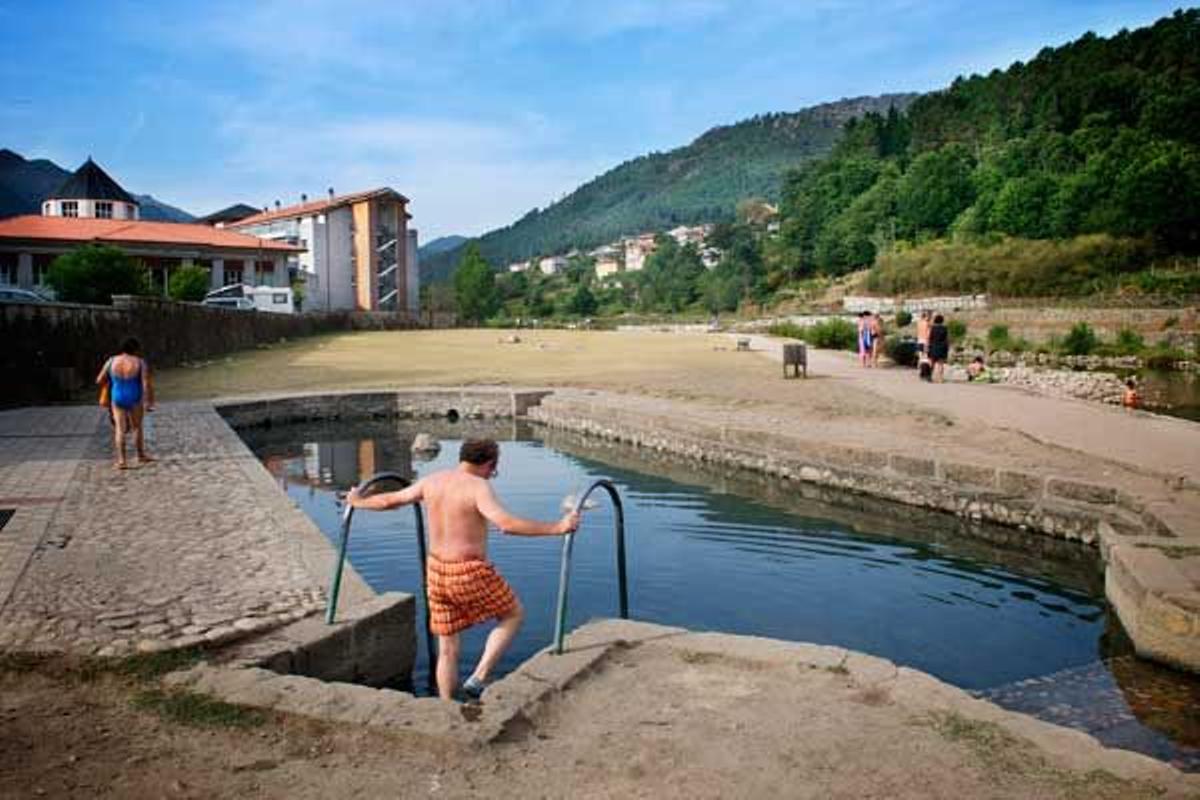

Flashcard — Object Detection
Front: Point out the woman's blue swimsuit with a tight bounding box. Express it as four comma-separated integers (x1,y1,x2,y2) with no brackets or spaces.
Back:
109,361,143,410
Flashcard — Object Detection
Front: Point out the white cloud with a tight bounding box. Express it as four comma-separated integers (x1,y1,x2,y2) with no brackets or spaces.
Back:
167,107,610,240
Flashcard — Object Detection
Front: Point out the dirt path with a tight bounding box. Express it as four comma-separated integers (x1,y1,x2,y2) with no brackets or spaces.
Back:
749,335,1200,482
4,635,1195,800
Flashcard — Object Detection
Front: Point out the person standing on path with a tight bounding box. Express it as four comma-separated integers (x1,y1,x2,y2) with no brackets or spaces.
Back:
346,438,580,702
857,311,873,367
916,310,932,359
96,337,155,470
870,312,885,368
928,314,950,383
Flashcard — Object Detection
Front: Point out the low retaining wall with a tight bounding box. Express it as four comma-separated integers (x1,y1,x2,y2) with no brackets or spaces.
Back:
0,296,439,406
216,388,553,427
526,393,1200,674
216,592,416,687
528,395,1141,543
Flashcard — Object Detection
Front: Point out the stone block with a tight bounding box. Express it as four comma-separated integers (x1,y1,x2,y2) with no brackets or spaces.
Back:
1047,478,1117,505
889,454,936,479
939,462,997,489
997,470,1044,498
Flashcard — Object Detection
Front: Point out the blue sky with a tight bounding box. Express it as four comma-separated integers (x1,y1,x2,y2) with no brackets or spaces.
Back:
0,1,1186,241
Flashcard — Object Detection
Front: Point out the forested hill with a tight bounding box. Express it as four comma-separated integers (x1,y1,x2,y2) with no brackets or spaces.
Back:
777,8,1200,291
422,93,917,282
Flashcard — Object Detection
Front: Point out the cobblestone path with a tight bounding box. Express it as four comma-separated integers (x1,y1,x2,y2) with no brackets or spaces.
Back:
0,403,373,656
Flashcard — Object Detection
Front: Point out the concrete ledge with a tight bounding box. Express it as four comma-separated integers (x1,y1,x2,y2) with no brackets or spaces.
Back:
215,591,416,687
215,388,553,428
1106,545,1200,671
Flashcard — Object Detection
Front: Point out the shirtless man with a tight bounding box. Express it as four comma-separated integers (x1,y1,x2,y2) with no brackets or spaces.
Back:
346,438,580,702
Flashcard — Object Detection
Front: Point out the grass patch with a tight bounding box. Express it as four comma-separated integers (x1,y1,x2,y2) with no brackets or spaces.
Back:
111,647,206,681
0,648,206,684
0,652,50,675
913,711,1163,800
133,688,265,729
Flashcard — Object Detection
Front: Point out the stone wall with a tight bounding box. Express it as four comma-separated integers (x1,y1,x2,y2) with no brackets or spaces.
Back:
0,296,436,406
216,388,553,428
843,294,989,314
527,392,1200,673
527,394,1156,545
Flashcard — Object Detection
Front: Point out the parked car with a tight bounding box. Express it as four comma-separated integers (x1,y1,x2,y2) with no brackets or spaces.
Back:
203,284,294,314
0,287,51,304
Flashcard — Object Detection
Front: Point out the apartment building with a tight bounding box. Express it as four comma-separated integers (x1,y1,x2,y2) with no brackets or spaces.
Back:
230,188,416,313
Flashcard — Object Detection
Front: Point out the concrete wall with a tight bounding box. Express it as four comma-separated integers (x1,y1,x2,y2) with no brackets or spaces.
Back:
0,295,428,406
843,294,989,314
216,388,550,428
406,230,420,314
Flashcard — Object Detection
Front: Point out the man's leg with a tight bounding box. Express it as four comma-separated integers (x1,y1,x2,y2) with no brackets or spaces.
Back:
436,633,460,702
470,599,524,685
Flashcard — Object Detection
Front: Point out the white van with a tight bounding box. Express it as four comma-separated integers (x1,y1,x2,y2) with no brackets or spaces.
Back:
203,284,294,314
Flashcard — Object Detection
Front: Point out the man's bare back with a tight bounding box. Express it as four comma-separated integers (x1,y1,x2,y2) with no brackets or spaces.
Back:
346,439,579,702
349,462,578,556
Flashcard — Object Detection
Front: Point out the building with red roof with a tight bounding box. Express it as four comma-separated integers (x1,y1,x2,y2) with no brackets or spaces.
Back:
0,159,302,296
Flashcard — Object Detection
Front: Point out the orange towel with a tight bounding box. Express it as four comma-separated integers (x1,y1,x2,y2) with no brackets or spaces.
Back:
426,554,517,636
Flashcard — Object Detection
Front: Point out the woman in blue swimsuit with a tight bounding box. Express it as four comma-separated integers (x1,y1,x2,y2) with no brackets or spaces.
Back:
96,337,155,469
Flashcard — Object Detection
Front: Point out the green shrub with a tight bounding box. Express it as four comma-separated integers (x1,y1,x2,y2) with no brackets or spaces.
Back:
767,322,805,339
866,234,1153,297
947,319,967,340
45,244,151,305
1113,327,1146,356
1144,346,1187,370
168,265,210,302
1061,322,1098,355
768,318,858,351
884,335,918,367
895,310,913,327
986,324,1012,351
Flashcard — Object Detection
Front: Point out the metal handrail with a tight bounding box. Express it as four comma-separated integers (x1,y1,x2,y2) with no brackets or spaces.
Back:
325,471,435,683
552,479,628,655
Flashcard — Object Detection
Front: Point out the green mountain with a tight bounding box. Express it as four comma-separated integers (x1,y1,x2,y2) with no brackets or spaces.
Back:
0,149,195,222
418,234,468,258
422,93,917,282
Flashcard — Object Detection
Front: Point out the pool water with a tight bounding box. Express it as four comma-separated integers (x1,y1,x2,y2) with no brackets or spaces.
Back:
242,419,1199,770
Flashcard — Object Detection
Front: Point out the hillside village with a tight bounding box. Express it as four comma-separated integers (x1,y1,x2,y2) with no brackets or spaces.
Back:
505,222,727,280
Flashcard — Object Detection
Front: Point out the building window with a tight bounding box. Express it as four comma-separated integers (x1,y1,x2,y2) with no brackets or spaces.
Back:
0,253,16,285
61,201,78,218
225,262,243,285
95,201,113,219
32,254,55,286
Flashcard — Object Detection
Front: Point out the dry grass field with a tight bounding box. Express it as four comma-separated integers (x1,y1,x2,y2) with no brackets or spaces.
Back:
155,328,883,419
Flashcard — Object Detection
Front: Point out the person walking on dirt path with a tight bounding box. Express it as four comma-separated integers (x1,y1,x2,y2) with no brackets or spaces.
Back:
96,336,155,470
346,438,580,702
928,314,950,383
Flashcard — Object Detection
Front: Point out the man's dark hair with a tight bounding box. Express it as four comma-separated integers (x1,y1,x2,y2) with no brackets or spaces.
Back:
120,337,141,355
460,438,499,466
933,314,944,324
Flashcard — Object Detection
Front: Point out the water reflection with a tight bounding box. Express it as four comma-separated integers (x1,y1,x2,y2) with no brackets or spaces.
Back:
240,418,1199,771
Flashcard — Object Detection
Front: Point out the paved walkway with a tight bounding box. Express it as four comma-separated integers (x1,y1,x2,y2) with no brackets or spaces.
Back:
0,403,373,655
